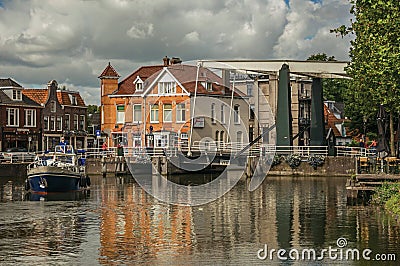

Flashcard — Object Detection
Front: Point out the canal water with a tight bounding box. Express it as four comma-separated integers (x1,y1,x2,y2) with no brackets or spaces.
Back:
0,175,399,265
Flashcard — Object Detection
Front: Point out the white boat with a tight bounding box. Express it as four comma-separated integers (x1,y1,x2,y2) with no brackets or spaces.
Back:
26,145,90,193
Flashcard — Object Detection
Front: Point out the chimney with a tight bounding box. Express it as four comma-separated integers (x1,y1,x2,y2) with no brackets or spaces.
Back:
170,57,182,65
163,56,170,66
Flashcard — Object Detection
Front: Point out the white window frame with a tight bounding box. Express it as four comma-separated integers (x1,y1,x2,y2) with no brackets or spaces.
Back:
56,116,62,131
116,105,125,124
176,103,186,123
44,116,49,130
12,89,22,101
25,109,36,127
79,115,85,130
234,104,240,124
74,114,79,130
6,108,19,126
133,104,142,123
135,82,143,92
163,104,172,122
50,116,56,131
150,104,159,123
158,82,176,95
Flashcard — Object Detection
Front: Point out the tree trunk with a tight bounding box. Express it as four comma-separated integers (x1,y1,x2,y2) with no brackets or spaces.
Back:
390,110,395,156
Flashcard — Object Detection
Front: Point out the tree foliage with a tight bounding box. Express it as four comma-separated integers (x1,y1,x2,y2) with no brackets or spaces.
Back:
332,0,400,154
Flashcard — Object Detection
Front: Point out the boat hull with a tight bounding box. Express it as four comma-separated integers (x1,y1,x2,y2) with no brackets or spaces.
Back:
27,166,82,193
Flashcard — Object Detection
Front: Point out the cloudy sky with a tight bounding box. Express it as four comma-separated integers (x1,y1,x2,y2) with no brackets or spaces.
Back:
0,0,353,105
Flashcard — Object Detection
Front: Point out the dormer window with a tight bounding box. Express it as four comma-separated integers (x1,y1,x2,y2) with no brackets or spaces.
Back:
136,82,143,91
206,82,213,92
12,89,22,101
69,94,77,105
134,76,144,92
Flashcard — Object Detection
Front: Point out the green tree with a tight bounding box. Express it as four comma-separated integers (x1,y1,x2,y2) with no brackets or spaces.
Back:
307,53,350,103
332,0,400,155
87,105,99,114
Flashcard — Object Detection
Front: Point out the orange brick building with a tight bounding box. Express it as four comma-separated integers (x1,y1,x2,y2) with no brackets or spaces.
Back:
100,59,249,149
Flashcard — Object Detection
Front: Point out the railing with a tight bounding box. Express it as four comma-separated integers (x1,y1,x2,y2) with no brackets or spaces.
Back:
81,144,330,158
75,145,385,159
335,146,377,157
0,152,36,163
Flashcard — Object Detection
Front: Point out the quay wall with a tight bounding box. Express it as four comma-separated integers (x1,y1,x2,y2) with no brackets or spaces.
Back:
268,156,356,177
0,157,357,177
0,163,29,178
86,156,356,177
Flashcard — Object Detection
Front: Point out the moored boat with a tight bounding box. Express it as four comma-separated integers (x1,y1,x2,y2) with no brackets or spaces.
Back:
26,145,90,193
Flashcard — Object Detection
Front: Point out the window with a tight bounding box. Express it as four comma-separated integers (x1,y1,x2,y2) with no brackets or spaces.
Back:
158,82,176,95
25,109,36,127
176,103,185,123
44,116,49,130
133,105,142,122
65,114,70,130
50,116,55,131
234,104,240,124
249,104,255,120
56,116,62,131
220,104,225,124
6,108,19,126
180,133,188,139
150,104,159,123
12,89,22,100
51,101,56,112
163,104,172,122
116,105,125,124
135,82,143,91
74,114,78,130
237,131,243,143
69,94,77,105
247,83,253,96
211,103,215,124
79,115,85,130
206,82,213,91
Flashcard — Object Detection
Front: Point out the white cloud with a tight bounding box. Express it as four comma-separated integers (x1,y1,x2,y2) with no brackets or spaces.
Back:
127,23,154,39
0,0,353,105
182,31,200,43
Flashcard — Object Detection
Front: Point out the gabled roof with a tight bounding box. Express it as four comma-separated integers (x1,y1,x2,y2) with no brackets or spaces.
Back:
324,104,350,138
0,78,22,88
22,89,48,104
23,88,86,107
142,64,224,96
98,62,120,79
112,65,164,96
0,90,41,107
57,90,86,107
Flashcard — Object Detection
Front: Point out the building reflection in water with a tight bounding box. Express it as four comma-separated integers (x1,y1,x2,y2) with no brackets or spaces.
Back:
99,176,193,265
97,175,400,264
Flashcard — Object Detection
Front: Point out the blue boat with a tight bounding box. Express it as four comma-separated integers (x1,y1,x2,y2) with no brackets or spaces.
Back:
26,145,90,193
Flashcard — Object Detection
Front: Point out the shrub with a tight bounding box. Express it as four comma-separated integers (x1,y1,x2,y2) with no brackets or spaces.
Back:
307,155,325,169
286,154,301,169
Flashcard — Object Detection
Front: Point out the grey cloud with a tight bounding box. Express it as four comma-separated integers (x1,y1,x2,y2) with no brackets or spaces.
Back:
0,0,352,105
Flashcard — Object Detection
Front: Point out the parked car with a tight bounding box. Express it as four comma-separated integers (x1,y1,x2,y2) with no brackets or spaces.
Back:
1,147,35,162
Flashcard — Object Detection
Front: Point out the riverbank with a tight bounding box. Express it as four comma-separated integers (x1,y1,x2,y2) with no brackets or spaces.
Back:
371,183,400,221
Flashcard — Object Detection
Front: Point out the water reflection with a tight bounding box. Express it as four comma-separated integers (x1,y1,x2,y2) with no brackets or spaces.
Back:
0,175,399,265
